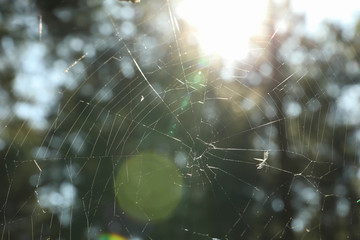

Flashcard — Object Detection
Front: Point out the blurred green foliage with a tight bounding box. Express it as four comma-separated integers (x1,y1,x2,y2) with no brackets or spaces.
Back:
1,0,360,239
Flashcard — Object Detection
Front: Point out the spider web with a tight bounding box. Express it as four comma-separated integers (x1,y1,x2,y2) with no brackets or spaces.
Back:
1,0,360,239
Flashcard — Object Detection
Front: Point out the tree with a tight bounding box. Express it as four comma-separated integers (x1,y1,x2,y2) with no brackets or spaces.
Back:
1,0,360,239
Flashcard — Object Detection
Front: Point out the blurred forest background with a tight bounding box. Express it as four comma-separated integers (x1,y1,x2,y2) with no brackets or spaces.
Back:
1,0,360,239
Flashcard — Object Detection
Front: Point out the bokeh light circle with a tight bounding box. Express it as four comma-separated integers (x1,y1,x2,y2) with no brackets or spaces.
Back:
115,153,183,221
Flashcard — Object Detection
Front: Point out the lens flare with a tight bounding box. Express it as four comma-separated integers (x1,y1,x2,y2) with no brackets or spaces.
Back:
115,153,183,221
99,233,127,240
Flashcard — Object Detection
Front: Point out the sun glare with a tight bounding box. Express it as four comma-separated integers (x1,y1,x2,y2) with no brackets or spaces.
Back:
176,0,268,62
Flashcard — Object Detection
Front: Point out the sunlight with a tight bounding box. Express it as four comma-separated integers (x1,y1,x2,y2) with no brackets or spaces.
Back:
176,0,268,62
